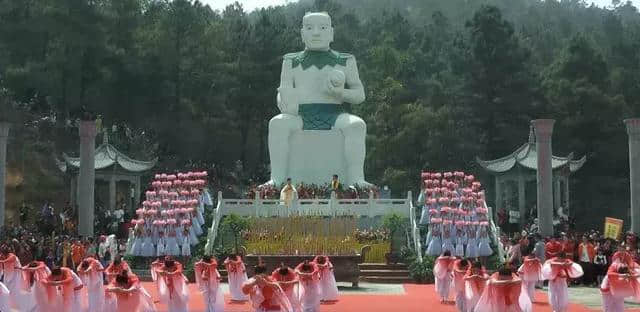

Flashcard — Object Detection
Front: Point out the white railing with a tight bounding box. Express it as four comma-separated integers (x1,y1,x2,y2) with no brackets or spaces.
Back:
485,202,505,262
212,191,411,218
204,194,223,255
408,191,423,263
204,191,413,255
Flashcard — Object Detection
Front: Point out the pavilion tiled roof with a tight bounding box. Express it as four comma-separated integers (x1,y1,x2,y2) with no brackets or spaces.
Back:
476,142,586,174
57,141,156,173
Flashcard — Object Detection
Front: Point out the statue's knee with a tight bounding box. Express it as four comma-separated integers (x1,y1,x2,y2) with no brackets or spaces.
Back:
269,115,300,133
346,118,366,135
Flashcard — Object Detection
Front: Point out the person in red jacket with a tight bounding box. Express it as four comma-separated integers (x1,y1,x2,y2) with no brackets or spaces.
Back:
545,236,563,260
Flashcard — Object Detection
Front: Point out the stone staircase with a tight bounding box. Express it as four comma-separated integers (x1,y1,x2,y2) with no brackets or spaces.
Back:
358,263,412,284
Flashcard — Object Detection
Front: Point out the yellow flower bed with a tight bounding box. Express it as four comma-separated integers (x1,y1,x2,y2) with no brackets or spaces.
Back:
242,216,390,263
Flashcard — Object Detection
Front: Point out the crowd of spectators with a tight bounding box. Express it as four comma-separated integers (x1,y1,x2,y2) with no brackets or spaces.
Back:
499,228,638,288
243,182,381,200
0,224,128,271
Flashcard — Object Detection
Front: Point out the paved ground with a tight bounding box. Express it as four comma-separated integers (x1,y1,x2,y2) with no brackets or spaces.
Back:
554,285,640,310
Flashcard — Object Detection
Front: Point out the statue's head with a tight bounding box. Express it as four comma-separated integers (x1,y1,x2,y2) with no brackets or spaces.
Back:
301,12,333,51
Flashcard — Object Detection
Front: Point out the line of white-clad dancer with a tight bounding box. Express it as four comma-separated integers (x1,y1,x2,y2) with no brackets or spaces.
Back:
434,248,640,312
0,251,340,312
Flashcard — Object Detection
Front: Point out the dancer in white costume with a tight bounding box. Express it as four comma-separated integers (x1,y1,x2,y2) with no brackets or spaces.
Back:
76,257,105,312
464,261,488,312
541,252,584,312
517,252,544,302
0,281,10,312
0,250,23,309
272,263,302,312
20,260,51,312
194,256,225,312
153,258,189,312
33,267,84,312
295,261,321,312
225,254,249,301
452,258,470,312
312,255,339,301
242,263,293,312
473,266,532,312
104,271,156,312
433,251,455,303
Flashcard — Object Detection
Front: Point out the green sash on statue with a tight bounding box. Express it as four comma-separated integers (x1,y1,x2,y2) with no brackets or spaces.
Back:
285,50,351,70
298,104,344,130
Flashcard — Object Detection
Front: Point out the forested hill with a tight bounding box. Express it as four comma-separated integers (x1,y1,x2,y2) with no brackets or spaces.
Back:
1,0,639,228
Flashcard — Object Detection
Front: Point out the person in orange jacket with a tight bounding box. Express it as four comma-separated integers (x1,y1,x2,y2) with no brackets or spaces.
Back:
578,235,596,286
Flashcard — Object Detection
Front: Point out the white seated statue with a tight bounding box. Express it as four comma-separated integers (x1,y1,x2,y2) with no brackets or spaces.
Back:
266,11,369,187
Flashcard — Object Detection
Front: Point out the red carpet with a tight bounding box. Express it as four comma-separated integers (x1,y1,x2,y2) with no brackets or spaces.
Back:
140,282,603,311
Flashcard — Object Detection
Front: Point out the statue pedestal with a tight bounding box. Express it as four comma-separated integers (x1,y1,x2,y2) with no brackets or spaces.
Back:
289,130,346,185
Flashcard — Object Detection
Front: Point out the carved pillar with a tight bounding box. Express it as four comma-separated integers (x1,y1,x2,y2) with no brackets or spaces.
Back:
0,123,9,228
78,120,97,237
532,119,555,237
625,119,640,233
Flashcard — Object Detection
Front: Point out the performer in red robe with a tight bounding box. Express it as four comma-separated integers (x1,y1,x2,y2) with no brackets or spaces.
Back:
542,252,584,312
19,260,51,311
452,258,470,311
105,271,156,312
105,256,131,284
609,249,640,274
464,261,489,312
295,260,321,312
76,257,105,312
474,266,532,312
242,263,293,312
272,263,302,311
33,267,84,312
517,252,544,302
225,254,249,301
194,255,224,312
312,255,339,302
0,248,23,309
434,251,455,303
153,257,189,312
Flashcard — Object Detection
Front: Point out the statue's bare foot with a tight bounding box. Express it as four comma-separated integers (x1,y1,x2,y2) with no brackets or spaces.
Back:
350,180,375,188
259,180,278,188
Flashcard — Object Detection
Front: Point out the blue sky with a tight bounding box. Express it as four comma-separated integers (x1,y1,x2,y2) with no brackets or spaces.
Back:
200,0,640,12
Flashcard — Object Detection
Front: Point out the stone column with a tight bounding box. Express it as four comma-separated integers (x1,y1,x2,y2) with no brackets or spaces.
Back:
109,176,116,211
532,119,555,237
554,178,561,211
0,123,9,228
495,175,502,224
134,176,141,209
564,176,570,216
625,119,640,233
70,176,77,212
78,120,97,237
518,174,526,227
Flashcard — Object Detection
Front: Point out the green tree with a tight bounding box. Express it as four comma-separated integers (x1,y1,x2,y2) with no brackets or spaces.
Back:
221,214,250,253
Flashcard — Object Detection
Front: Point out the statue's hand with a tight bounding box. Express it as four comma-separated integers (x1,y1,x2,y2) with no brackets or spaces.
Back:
326,70,345,102
277,87,298,115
